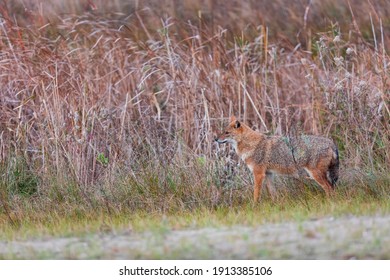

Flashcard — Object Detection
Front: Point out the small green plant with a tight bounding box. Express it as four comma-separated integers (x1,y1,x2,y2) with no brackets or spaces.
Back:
196,156,206,166
7,159,38,197
234,34,249,50
96,153,109,167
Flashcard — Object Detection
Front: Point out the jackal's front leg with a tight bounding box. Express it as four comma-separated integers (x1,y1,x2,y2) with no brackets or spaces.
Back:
253,167,266,202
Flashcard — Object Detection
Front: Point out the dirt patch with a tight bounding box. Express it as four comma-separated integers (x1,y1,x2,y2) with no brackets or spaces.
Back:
1,215,389,259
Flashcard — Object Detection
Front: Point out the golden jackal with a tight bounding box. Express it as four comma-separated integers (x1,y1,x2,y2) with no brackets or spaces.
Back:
215,116,339,201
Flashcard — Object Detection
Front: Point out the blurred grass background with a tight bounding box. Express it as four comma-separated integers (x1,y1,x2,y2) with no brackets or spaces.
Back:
0,0,389,235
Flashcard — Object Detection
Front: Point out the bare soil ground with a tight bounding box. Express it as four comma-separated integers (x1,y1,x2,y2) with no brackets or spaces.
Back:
1,215,389,259
0,216,390,259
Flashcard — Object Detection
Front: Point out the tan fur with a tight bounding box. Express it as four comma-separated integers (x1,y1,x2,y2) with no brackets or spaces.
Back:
215,116,339,202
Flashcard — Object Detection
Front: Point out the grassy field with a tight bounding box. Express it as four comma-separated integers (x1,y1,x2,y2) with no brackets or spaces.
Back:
0,0,389,259
1,186,389,259
1,183,389,239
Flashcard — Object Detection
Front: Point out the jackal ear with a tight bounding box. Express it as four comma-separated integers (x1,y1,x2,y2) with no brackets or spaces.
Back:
234,120,241,128
229,115,237,123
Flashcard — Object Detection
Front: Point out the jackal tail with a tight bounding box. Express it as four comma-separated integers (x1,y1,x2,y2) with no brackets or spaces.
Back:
327,147,339,188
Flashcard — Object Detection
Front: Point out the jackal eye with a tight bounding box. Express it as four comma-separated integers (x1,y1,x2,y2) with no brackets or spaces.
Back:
225,131,229,135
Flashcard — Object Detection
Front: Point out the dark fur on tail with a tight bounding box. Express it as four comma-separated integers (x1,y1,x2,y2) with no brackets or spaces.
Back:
327,147,339,188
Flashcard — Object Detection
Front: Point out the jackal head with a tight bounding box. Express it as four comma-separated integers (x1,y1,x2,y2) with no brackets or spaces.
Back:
214,116,242,146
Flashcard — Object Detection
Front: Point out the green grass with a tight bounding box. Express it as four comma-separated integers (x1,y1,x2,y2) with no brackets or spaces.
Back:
1,183,389,241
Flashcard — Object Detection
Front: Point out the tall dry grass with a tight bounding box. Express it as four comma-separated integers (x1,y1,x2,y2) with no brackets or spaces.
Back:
0,0,389,222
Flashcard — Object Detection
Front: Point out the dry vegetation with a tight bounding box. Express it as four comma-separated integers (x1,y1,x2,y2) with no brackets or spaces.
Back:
0,0,389,232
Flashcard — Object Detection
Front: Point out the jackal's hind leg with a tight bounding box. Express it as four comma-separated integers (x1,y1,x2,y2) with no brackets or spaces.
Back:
265,174,275,201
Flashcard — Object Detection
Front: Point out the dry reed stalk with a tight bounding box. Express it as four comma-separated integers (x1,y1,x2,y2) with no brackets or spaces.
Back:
0,0,388,215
